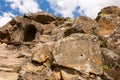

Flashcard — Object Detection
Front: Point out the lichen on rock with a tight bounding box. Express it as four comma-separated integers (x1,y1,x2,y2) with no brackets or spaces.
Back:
0,6,120,80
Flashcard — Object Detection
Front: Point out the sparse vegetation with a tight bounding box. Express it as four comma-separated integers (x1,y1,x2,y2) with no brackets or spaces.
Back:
103,64,110,71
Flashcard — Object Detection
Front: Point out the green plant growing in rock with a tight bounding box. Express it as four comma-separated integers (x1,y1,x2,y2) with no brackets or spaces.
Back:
103,64,110,71
98,36,107,47
100,11,109,15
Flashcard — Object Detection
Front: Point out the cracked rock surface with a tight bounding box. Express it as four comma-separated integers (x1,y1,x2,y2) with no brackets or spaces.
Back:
0,6,120,80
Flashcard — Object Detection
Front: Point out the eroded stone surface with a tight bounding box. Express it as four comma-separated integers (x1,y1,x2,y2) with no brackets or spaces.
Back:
53,33,103,75
0,43,29,72
101,48,120,69
24,12,59,24
0,72,18,80
61,69,84,80
73,16,98,35
0,6,119,80
19,66,56,80
96,6,120,38
96,6,120,55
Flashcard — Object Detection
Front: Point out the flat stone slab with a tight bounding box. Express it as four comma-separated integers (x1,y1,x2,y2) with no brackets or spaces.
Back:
53,33,103,74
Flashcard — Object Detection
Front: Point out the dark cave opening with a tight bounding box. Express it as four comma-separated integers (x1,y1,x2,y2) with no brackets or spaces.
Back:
23,25,37,42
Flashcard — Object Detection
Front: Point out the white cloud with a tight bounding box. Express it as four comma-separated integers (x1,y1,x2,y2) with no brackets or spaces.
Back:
0,0,41,27
5,0,41,13
0,12,15,27
47,0,120,18
47,0,78,18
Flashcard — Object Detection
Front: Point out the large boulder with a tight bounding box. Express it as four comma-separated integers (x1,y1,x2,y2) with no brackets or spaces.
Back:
24,12,59,24
52,33,103,75
0,16,44,43
101,48,120,69
0,12,60,44
0,43,29,72
0,72,18,80
19,62,56,80
72,16,98,35
96,6,120,56
96,6,120,80
96,6,120,36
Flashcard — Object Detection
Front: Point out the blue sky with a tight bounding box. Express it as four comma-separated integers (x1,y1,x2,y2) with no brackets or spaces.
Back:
0,0,120,27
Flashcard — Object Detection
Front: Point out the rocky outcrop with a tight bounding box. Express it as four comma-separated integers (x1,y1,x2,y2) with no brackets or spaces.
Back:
53,33,102,74
0,6,120,80
96,6,120,80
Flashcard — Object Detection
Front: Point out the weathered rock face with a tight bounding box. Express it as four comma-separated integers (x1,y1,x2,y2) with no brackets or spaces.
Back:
53,33,102,75
96,6,120,35
101,48,120,69
24,12,59,24
96,6,120,55
0,6,120,80
73,16,99,35
96,6,120,80
0,12,59,44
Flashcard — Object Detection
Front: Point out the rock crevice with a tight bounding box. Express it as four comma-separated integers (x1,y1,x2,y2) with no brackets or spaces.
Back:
0,6,120,80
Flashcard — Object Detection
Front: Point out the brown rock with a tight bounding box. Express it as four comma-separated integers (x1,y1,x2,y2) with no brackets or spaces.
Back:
0,6,120,80
101,48,120,68
53,70,61,80
52,18,73,33
0,43,27,72
0,72,18,80
97,15,120,35
11,19,44,43
96,6,120,56
39,35,56,43
19,67,55,80
96,6,120,21
19,73,41,80
0,16,44,43
72,16,98,35
32,48,51,63
31,42,54,64
43,23,56,35
96,6,120,36
21,63,44,73
0,30,11,43
106,68,120,80
60,69,86,80
105,32,120,56
24,12,59,24
53,33,103,75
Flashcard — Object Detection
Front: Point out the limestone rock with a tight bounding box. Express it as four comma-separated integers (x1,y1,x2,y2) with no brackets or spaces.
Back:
0,6,120,80
96,6,120,56
53,69,61,80
0,17,44,43
24,12,59,24
0,43,28,72
39,35,56,43
96,6,120,36
31,42,54,64
105,31,120,56
19,66,55,80
96,6,120,21
73,16,98,35
105,68,120,80
53,33,103,75
0,72,18,80
31,48,51,63
43,23,56,35
21,63,44,73
61,69,85,80
101,48,120,68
